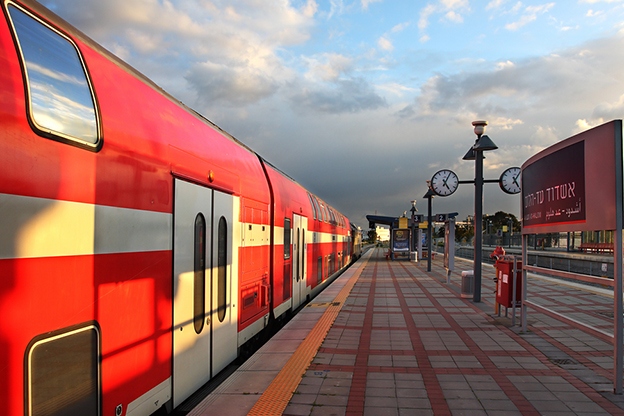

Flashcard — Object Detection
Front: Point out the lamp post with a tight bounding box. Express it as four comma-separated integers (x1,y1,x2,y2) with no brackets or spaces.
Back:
423,186,435,272
462,120,498,302
410,200,417,257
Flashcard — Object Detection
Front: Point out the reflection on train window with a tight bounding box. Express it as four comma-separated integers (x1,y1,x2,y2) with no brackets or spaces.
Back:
26,324,100,416
284,218,291,260
317,256,322,284
194,214,206,334
326,255,330,279
218,216,227,322
8,4,100,147
313,198,321,221
308,193,317,220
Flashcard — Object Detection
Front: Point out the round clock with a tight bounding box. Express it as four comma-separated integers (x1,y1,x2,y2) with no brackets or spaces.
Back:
499,167,521,194
430,169,459,196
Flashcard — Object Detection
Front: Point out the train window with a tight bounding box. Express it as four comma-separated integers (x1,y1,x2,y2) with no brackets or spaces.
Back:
317,256,322,284
326,255,330,279
308,194,317,220
217,216,227,323
284,218,291,259
301,228,306,279
26,323,100,416
194,214,206,334
313,197,323,222
7,3,101,149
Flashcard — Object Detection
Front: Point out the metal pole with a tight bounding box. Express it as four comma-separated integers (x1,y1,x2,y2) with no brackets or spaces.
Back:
427,195,432,272
473,149,484,302
410,205,416,262
613,120,623,394
411,210,415,255
522,234,528,332
512,256,517,326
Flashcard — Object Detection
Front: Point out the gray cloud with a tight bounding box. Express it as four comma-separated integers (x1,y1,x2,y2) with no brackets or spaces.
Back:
289,77,387,114
186,62,279,106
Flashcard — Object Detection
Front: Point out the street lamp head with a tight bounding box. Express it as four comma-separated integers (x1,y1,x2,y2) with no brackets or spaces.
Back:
423,187,436,199
473,134,498,152
462,146,476,160
472,120,488,137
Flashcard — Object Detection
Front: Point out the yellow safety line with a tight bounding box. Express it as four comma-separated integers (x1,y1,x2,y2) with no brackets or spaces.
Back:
247,252,371,416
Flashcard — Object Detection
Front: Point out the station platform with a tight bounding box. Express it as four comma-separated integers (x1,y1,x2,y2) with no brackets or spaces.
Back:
185,248,624,415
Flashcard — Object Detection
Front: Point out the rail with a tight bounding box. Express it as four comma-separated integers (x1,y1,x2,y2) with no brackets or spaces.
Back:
522,264,613,287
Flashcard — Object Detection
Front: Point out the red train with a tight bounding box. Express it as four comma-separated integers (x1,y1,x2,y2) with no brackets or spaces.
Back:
0,1,361,415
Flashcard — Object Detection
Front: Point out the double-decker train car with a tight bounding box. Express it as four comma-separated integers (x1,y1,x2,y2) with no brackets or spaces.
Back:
0,1,358,415
262,161,352,322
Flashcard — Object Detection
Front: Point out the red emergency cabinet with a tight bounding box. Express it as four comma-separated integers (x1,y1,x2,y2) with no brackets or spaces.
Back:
495,257,522,308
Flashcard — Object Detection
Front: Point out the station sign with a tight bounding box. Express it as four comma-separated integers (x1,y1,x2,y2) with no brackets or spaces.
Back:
521,120,621,234
523,141,585,228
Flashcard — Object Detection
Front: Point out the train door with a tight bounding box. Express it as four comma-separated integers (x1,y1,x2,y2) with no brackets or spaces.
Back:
172,179,237,408
210,191,237,376
292,214,307,309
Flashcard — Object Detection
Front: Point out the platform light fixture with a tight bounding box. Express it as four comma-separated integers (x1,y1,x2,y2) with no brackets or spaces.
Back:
410,200,417,257
423,186,436,272
465,120,498,303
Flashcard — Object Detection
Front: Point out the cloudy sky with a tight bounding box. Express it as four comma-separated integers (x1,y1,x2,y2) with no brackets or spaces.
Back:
41,0,624,228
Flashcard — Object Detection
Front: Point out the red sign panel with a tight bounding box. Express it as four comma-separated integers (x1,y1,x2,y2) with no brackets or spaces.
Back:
523,141,585,228
521,120,621,234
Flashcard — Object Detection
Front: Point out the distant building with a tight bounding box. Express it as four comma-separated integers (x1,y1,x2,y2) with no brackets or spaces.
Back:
376,226,390,242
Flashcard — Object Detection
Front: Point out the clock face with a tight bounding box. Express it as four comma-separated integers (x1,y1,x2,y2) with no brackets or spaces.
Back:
500,167,521,194
430,169,459,196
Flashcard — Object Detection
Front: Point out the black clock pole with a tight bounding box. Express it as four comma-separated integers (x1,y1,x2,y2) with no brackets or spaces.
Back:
463,121,498,303
430,121,516,301
474,146,484,302
423,187,435,272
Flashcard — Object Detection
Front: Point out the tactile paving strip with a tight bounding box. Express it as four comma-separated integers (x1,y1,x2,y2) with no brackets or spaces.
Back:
246,254,370,416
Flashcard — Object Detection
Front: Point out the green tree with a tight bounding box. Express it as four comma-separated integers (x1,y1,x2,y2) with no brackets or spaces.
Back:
483,211,520,234
455,218,474,243
367,229,377,243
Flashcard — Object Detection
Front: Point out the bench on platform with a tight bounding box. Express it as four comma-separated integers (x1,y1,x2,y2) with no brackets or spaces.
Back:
579,242,613,254
421,251,436,260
